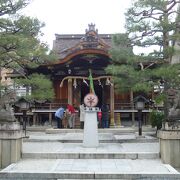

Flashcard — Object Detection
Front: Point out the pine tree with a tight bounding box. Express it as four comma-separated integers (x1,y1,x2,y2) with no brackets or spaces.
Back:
107,0,180,121
0,0,56,100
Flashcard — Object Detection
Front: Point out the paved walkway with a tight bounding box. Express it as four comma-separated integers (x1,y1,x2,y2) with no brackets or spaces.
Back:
24,130,157,142
0,130,180,179
22,132,159,160
23,141,159,153
2,159,177,173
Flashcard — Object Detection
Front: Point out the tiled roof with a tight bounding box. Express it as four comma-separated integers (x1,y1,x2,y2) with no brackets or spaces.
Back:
52,24,112,59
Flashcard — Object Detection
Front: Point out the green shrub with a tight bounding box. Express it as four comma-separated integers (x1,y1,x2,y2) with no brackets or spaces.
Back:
149,110,164,130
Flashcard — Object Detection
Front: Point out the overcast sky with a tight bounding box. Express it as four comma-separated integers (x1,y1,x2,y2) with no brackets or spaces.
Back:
23,0,132,49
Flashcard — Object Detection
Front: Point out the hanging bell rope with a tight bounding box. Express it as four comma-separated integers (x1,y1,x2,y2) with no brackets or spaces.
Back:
88,69,95,94
60,75,112,88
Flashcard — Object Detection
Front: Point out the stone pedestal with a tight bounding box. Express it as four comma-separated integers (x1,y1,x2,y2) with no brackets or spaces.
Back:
0,121,23,168
83,107,99,147
158,129,180,168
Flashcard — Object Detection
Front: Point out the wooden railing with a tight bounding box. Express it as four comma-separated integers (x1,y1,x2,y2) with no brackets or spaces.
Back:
33,102,150,111
33,103,67,110
114,103,134,110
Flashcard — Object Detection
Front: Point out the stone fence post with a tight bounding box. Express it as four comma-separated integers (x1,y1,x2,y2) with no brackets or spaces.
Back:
0,121,23,168
158,128,180,168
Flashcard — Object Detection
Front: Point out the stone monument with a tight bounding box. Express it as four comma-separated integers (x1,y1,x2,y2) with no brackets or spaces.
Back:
166,88,180,129
0,90,16,122
0,91,23,168
158,88,180,168
83,93,99,147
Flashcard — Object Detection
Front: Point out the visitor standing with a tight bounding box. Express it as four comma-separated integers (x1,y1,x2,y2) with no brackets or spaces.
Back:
67,104,76,129
97,110,102,128
55,107,64,128
101,104,109,128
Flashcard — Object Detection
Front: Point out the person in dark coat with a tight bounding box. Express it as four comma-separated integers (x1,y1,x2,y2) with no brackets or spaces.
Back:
101,104,109,128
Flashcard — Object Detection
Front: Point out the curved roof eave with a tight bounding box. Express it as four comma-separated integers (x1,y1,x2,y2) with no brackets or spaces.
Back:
52,48,111,66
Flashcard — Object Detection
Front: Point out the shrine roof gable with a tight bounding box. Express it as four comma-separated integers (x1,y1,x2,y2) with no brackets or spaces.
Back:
53,24,112,60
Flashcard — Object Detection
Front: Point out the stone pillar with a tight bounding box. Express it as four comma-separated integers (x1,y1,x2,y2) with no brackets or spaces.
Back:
83,107,99,147
68,78,73,105
110,83,115,127
158,130,180,168
0,121,23,168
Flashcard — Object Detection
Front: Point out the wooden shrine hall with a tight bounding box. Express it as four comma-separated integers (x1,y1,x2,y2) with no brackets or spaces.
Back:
30,23,150,127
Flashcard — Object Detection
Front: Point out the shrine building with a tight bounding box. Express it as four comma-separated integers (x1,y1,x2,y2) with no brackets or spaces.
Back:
28,24,151,127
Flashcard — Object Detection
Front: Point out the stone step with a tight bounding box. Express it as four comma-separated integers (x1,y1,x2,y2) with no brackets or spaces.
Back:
0,159,179,180
24,132,158,143
0,172,180,180
22,152,159,159
45,127,156,134
24,138,158,143
23,142,159,159
22,142,160,160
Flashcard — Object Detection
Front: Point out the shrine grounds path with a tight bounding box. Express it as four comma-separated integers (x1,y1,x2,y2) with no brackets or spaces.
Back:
0,126,180,180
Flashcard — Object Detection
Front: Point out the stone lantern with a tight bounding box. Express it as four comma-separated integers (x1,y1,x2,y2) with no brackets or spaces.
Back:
15,98,30,137
134,95,149,136
0,94,23,168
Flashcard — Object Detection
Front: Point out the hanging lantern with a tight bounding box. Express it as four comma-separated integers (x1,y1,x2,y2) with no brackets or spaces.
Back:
83,78,89,86
98,79,103,87
73,79,77,88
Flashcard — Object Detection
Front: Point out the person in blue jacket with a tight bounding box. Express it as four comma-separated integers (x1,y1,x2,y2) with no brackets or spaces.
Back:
55,107,65,128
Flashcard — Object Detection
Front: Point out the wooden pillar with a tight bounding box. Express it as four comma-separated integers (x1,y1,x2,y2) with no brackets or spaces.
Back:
49,104,52,125
49,113,52,126
33,113,36,126
74,85,81,108
130,90,135,126
116,112,121,127
68,78,73,105
110,82,115,128
27,116,30,126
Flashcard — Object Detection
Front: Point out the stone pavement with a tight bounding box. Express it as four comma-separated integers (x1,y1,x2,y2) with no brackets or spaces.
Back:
0,128,180,179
